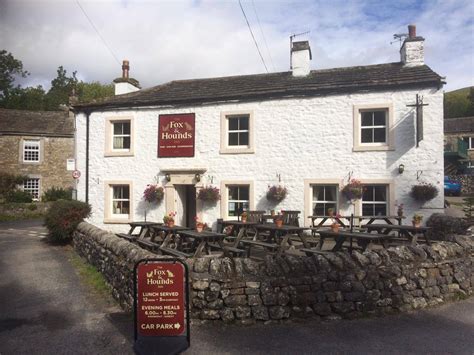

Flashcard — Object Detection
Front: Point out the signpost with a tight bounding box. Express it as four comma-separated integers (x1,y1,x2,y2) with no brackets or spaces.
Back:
134,259,190,355
158,113,195,157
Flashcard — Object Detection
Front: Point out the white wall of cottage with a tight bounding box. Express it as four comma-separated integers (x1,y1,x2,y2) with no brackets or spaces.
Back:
75,86,444,233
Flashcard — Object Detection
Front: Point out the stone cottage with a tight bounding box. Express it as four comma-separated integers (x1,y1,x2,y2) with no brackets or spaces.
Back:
0,108,75,200
444,116,474,174
73,25,445,232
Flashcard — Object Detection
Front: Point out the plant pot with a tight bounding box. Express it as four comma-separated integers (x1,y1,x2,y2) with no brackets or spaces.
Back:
241,217,247,223
331,224,339,233
275,220,283,227
412,222,421,228
397,212,403,218
167,220,175,228
328,211,334,217
196,225,203,233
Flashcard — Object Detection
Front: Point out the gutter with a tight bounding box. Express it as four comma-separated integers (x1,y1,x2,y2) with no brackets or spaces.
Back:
85,111,90,204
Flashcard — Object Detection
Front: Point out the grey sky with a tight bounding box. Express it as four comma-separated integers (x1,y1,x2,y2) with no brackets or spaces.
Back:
0,0,473,92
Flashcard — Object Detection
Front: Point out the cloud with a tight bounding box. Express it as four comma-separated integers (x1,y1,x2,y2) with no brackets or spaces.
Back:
0,0,472,91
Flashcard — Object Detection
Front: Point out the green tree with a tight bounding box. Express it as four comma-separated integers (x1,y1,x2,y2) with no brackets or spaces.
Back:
44,66,77,110
1,85,46,110
76,81,114,103
0,50,29,102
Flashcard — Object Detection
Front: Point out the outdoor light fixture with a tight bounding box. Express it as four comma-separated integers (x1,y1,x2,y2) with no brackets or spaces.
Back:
165,173,171,181
398,164,405,174
195,173,201,182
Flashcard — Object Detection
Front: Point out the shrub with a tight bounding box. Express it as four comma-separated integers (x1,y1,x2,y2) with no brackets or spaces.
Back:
410,183,438,201
44,200,91,243
42,187,73,202
5,190,33,203
0,172,28,200
197,186,221,203
426,213,469,241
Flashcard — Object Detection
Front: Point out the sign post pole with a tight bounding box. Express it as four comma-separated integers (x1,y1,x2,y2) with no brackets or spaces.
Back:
134,258,190,355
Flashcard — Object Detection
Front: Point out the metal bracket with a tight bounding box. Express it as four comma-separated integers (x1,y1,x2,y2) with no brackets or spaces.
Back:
417,170,423,180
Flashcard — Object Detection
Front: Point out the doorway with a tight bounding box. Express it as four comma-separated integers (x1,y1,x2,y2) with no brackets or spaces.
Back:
174,185,196,228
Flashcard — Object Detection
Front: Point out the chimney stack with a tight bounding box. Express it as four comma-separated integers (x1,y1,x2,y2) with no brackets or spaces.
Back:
113,59,140,95
122,60,130,79
400,24,424,67
291,41,312,77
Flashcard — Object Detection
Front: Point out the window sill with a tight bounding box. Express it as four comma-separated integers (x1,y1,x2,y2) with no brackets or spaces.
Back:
220,147,255,154
104,217,131,224
353,145,394,152
104,151,134,157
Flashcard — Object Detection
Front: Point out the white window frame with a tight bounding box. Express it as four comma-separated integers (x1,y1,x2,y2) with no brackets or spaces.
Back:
220,180,254,220
23,178,40,200
464,137,474,150
304,179,341,227
23,140,40,163
220,111,255,154
353,104,394,151
104,181,133,223
361,185,389,216
311,185,339,216
105,117,134,157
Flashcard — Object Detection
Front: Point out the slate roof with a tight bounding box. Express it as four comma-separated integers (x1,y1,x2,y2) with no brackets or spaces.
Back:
444,116,474,134
74,62,443,111
0,108,74,137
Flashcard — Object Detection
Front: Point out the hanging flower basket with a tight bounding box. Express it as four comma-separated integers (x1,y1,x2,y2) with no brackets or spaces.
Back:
197,186,221,203
266,185,288,202
341,179,364,201
143,184,164,203
410,183,438,201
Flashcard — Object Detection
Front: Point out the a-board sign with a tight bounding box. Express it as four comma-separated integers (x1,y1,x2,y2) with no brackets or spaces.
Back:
158,113,195,157
134,259,190,355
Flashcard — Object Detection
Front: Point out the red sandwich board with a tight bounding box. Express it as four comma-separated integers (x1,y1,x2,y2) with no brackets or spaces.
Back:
158,113,195,157
134,259,190,354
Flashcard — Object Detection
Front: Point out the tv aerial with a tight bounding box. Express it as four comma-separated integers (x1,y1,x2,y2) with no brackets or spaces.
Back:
391,33,408,48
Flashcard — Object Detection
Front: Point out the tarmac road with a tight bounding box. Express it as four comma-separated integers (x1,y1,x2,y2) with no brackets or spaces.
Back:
1,220,473,354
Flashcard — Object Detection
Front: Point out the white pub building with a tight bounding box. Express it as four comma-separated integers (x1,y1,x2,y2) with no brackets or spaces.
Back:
74,25,445,232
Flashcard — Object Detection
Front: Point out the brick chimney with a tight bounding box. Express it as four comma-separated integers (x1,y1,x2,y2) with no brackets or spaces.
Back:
400,24,424,67
113,60,141,95
291,41,312,77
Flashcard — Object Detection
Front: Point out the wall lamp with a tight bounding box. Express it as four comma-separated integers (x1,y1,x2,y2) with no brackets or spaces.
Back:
195,173,201,182
398,164,405,174
165,173,171,181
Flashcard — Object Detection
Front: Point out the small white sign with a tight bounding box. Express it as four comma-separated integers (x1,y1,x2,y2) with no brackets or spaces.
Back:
67,159,75,171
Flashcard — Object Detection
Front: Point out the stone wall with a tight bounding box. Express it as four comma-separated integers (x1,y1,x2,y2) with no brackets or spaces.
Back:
0,202,51,219
73,222,473,323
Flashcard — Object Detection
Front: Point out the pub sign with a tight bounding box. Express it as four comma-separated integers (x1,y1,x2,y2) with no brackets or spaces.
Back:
158,113,195,157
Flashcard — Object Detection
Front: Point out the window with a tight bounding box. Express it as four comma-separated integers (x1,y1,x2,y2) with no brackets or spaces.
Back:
463,137,474,150
362,185,388,216
312,185,338,215
104,181,133,223
227,185,250,218
23,178,40,200
360,110,387,144
220,111,254,154
112,185,130,216
23,140,40,162
105,117,134,156
353,104,393,151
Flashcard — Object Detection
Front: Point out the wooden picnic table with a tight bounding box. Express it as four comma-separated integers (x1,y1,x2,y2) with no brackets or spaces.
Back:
116,221,162,242
167,230,228,258
308,215,403,228
241,224,310,255
152,224,191,252
221,220,259,247
365,224,432,245
309,229,395,253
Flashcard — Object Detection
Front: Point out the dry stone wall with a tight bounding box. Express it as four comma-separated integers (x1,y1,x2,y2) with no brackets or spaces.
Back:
74,222,473,323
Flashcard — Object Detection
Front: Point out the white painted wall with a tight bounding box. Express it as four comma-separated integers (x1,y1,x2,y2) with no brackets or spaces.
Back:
401,40,424,67
291,49,311,76
114,82,140,95
75,86,444,233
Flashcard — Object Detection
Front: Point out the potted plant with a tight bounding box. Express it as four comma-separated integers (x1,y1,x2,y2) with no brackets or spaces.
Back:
330,213,342,233
341,179,364,201
410,183,438,202
273,212,284,227
194,216,207,233
327,207,335,217
163,211,176,227
266,185,288,202
143,184,164,203
240,211,248,223
412,213,423,228
197,186,221,203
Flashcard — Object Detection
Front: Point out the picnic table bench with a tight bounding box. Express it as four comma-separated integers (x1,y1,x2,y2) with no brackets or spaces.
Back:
160,247,192,258
116,221,161,242
365,224,431,245
316,229,395,252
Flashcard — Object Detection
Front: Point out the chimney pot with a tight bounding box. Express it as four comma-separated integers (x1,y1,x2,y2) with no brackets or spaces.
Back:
122,60,130,79
408,24,416,38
